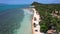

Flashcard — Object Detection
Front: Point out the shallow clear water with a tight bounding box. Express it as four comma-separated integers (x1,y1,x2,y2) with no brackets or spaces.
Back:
14,9,33,34
0,5,33,34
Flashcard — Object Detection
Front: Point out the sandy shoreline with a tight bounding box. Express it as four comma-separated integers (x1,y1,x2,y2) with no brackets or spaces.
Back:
32,8,41,34
23,8,41,34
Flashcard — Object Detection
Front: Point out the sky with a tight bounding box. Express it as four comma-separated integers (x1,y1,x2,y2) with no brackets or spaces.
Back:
0,0,60,4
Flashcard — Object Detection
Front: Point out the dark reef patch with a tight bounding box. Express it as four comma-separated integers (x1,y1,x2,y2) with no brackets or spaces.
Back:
0,8,24,34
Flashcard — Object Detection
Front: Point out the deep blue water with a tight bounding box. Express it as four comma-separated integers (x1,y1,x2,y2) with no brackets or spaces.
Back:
0,4,33,34
0,4,31,11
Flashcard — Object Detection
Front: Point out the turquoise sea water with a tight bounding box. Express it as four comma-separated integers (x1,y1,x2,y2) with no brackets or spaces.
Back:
0,4,33,34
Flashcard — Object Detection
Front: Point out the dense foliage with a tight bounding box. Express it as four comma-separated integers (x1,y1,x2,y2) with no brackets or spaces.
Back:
32,2,60,32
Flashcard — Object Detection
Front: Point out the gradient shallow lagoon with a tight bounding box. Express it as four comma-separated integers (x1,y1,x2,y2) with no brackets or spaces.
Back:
0,5,33,34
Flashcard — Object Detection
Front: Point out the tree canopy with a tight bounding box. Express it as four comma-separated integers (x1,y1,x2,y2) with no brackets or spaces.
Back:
32,2,60,32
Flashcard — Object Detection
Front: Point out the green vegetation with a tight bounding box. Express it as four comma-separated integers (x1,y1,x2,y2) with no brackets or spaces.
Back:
32,2,60,33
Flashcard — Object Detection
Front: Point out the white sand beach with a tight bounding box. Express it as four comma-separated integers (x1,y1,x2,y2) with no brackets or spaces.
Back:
32,8,41,34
